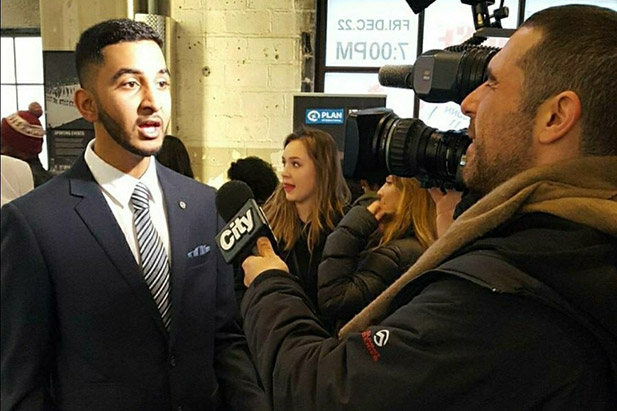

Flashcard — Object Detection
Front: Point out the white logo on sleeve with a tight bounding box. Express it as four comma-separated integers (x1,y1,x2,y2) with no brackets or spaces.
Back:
373,329,390,347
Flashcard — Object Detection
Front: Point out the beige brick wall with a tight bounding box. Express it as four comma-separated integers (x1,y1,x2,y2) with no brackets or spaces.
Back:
1,0,41,29
171,0,316,185
6,0,316,184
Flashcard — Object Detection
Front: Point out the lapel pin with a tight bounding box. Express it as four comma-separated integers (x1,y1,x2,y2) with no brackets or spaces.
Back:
179,201,186,209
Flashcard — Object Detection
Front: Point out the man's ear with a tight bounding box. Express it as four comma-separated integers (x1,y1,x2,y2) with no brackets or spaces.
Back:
73,88,98,123
535,90,581,145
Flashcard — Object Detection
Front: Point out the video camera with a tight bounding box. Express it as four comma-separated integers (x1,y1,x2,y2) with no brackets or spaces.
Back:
343,0,515,190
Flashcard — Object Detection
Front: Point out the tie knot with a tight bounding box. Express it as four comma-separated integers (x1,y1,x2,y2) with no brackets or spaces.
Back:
131,182,151,210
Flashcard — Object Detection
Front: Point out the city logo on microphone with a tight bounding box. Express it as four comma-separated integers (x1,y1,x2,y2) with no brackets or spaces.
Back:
218,209,255,251
306,108,345,124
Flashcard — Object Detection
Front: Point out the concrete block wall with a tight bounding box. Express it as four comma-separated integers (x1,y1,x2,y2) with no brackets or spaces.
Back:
4,0,315,185
1,0,40,28
170,0,316,186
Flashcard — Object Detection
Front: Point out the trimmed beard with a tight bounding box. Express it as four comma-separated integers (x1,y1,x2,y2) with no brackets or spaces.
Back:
463,110,535,196
98,106,163,158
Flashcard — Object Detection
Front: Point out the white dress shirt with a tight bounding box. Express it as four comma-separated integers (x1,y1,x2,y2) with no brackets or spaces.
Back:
84,140,171,264
1,155,34,206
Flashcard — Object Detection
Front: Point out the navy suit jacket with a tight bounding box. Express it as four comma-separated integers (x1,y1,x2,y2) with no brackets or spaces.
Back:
1,156,268,411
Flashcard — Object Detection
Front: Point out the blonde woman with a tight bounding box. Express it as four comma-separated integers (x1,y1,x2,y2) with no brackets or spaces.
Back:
318,175,437,332
263,127,350,307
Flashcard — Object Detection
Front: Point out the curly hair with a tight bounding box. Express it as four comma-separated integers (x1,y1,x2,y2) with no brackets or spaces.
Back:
227,156,279,205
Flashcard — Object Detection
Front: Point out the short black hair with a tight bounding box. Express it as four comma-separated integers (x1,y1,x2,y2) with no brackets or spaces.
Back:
75,19,163,87
227,156,279,205
518,5,617,155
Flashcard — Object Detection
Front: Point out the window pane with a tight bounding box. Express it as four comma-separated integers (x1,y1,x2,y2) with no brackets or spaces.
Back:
324,72,379,94
15,37,44,83
324,72,415,118
1,38,16,83
1,85,18,118
423,0,518,52
419,0,518,131
418,100,470,131
17,85,45,113
525,0,617,19
326,0,419,67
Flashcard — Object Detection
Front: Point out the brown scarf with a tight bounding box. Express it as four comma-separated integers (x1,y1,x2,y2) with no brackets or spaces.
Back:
339,156,617,338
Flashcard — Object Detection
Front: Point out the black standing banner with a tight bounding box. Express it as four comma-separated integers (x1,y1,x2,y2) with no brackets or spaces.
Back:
43,51,94,174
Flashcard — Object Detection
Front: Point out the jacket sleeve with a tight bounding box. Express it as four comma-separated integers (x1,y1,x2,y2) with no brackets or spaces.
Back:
317,206,378,318
332,239,423,318
241,269,603,410
212,215,270,411
243,271,467,411
318,207,423,322
243,271,456,411
1,202,56,410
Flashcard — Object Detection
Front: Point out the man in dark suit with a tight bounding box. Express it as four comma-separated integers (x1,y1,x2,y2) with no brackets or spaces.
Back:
1,19,268,411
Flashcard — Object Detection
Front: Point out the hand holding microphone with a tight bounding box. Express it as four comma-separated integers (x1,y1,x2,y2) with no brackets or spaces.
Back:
215,180,279,265
214,180,287,286
242,237,288,287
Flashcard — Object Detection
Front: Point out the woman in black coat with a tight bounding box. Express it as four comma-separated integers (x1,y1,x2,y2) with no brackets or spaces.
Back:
318,175,437,332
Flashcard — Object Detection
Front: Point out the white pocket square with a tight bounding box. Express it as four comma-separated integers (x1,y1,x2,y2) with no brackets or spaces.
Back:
187,244,211,258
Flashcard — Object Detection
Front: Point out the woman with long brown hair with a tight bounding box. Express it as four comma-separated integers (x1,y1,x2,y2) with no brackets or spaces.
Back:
318,175,437,332
263,127,350,307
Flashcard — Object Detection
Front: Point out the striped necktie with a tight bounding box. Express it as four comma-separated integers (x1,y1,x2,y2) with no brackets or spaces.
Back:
131,182,171,331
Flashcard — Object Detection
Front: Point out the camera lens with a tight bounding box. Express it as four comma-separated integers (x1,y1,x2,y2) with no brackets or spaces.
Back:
344,43,494,189
385,115,470,188
344,109,471,189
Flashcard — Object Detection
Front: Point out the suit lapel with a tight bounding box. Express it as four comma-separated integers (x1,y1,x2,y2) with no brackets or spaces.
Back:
157,164,190,344
69,157,169,340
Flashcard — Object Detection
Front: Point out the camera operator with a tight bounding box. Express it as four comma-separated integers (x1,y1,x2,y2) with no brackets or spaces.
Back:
241,5,617,410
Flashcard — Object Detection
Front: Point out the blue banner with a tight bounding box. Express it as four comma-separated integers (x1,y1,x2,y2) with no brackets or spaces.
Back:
305,108,345,124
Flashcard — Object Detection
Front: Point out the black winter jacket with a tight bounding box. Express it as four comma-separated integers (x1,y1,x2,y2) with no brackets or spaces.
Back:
241,213,617,410
318,206,424,332
280,214,344,310
235,214,344,312
25,157,55,188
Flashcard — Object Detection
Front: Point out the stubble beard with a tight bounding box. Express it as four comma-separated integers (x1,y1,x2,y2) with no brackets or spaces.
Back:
463,111,534,196
98,106,165,158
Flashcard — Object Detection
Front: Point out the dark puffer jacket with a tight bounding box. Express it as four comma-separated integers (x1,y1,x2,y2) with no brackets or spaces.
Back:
318,206,424,332
241,213,617,410
235,213,345,314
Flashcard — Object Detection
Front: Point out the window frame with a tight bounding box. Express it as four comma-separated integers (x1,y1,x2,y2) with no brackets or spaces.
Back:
1,28,43,111
314,0,528,119
1,28,46,168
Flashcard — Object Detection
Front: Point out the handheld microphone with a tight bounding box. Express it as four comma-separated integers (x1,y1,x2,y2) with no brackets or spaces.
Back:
214,180,278,265
378,64,414,89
